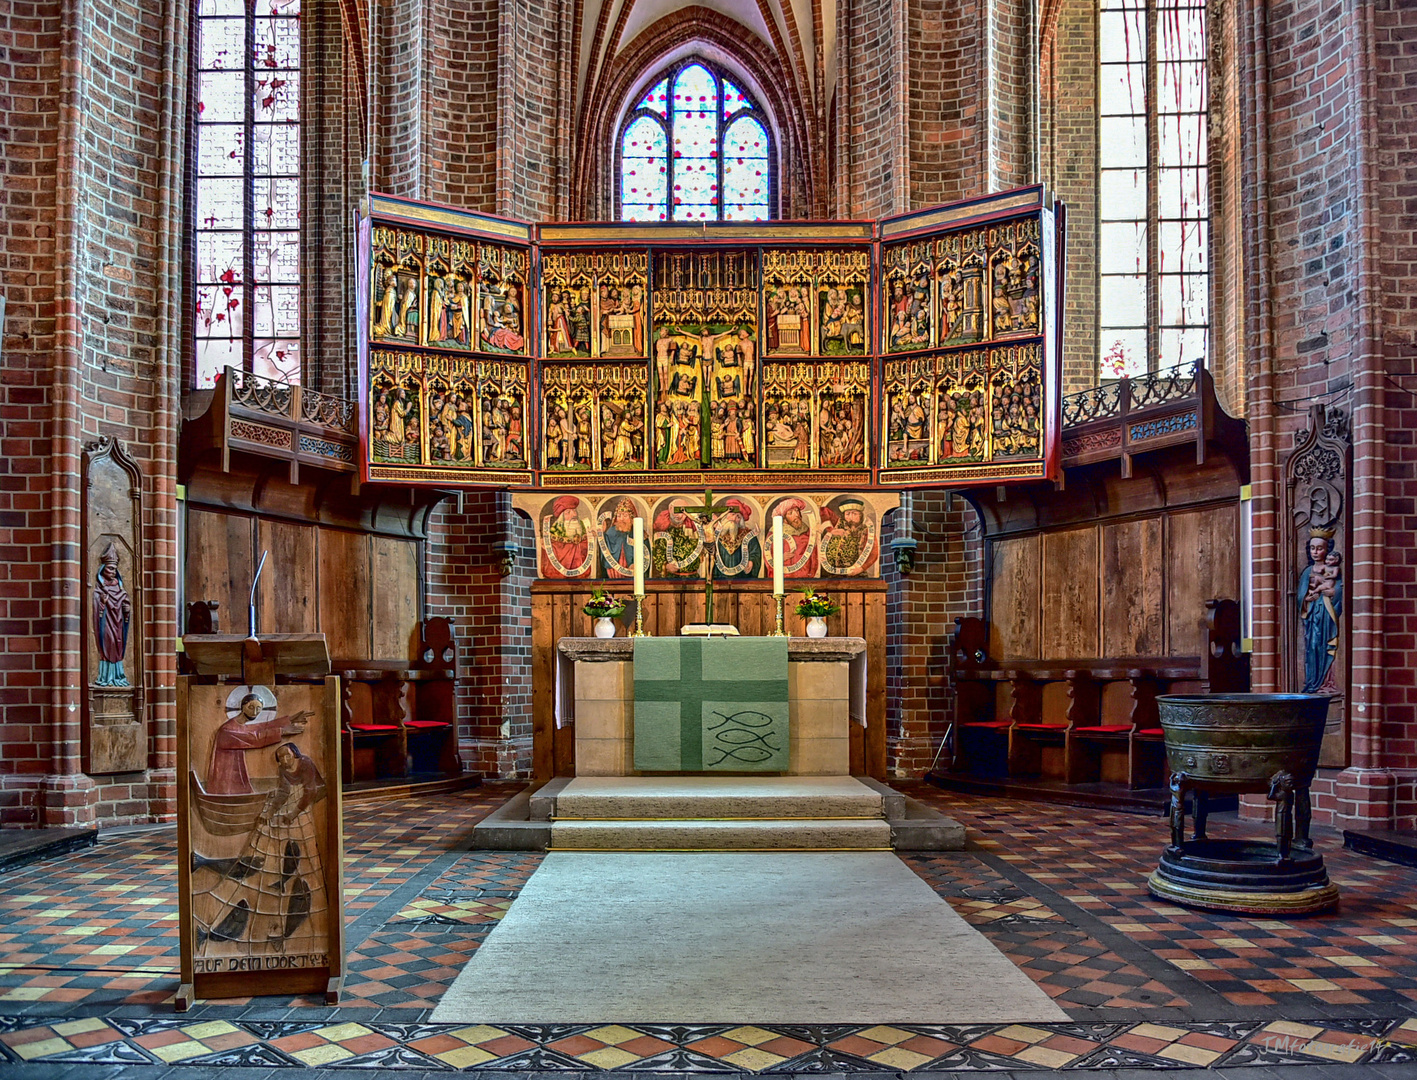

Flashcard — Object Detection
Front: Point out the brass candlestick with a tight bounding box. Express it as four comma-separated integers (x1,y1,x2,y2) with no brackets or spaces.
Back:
630,594,651,637
768,592,787,637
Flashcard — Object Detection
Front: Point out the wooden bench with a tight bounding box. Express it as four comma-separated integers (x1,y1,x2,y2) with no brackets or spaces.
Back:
947,600,1247,788
335,617,462,785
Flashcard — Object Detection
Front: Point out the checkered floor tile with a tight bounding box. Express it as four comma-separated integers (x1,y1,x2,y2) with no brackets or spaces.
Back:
5,780,1417,1073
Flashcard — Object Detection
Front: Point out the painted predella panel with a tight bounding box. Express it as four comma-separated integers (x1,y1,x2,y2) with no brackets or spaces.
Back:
182,679,341,984
511,492,899,581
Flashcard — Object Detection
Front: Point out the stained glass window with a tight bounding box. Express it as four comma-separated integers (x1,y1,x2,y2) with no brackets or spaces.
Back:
194,0,302,388
617,60,773,222
1098,0,1208,377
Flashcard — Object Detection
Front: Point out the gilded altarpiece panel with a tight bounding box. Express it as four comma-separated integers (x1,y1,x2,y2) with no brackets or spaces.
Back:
360,199,534,485
362,188,1060,490
651,249,759,470
541,362,649,472
878,197,1056,486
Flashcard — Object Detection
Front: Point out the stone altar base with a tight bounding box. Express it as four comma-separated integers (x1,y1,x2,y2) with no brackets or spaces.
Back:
472,775,966,852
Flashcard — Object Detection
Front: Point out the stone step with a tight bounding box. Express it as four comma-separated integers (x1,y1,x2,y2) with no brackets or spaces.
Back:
549,818,893,851
549,775,885,821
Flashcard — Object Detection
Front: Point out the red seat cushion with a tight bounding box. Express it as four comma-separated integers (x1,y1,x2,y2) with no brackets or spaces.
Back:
349,723,401,733
404,720,451,729
1014,723,1066,730
963,720,1012,729
1136,728,1164,737
1072,725,1132,733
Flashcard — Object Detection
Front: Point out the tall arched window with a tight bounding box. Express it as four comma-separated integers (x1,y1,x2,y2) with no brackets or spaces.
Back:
618,60,773,222
1097,0,1208,376
193,0,302,388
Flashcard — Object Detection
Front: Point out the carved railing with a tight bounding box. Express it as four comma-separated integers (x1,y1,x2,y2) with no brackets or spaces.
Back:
1060,361,1240,476
182,367,361,481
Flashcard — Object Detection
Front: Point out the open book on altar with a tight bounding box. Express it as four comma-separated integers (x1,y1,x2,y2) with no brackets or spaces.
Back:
679,624,741,637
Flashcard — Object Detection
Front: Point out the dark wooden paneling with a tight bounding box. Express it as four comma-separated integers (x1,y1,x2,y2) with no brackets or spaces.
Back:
1041,527,1099,659
256,518,318,635
186,510,255,634
990,535,1041,660
1102,517,1164,658
1166,505,1239,655
371,536,420,661
532,580,888,780
320,530,372,661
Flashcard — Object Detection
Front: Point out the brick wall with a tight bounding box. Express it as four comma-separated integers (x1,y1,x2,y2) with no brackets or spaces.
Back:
988,0,1034,191
1039,0,1097,394
498,0,567,221
835,0,903,218
0,0,184,827
1373,0,1417,824
0,0,64,824
424,0,498,212
908,0,985,207
372,0,422,197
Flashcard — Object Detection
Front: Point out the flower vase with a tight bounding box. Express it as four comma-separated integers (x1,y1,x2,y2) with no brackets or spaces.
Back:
593,616,617,638
806,616,828,639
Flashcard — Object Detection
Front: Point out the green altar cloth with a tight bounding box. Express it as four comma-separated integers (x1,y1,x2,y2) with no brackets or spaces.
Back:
632,637,790,772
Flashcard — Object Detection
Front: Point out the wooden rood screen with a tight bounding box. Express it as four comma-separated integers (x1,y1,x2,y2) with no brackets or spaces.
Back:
530,580,887,780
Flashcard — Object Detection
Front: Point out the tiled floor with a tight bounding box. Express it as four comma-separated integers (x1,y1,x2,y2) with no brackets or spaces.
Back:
4,780,1417,1077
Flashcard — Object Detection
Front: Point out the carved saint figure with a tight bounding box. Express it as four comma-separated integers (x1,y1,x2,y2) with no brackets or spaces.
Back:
1298,530,1343,694
207,688,312,795
93,542,132,687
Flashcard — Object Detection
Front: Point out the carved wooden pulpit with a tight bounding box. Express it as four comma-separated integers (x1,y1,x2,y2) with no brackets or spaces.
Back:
176,633,344,1010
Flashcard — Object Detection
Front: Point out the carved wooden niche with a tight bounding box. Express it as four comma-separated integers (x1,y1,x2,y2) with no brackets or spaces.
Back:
1282,404,1351,768
84,436,146,774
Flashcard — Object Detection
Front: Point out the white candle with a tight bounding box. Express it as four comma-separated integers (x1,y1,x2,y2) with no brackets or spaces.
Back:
772,514,784,595
632,516,645,595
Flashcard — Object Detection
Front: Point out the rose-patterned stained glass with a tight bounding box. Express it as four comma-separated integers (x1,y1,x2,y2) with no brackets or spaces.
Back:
723,116,768,221
621,114,668,220
636,78,668,117
722,79,750,117
617,59,773,222
194,0,301,389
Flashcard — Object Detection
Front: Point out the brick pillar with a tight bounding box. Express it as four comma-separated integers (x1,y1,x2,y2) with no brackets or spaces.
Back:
887,493,984,776
425,492,534,777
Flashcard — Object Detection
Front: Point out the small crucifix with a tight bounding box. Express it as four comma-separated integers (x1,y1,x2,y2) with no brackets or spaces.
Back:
680,488,732,626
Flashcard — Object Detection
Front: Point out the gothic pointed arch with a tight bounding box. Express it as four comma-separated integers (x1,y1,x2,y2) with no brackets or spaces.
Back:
572,7,817,220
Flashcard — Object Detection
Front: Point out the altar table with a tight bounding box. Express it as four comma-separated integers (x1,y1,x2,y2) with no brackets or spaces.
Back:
555,637,867,776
